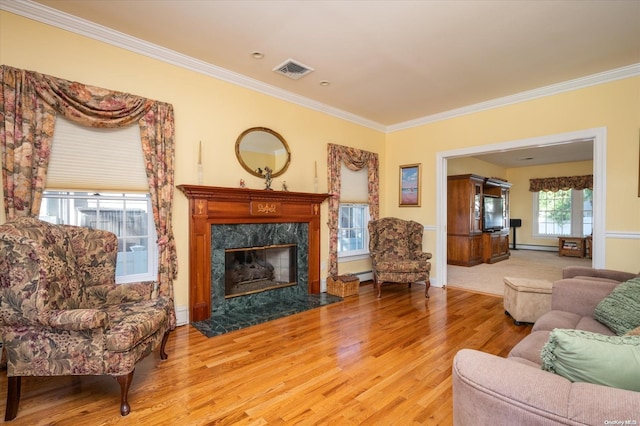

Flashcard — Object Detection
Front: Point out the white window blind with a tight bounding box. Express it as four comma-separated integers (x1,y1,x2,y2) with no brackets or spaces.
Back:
340,163,368,203
46,116,148,191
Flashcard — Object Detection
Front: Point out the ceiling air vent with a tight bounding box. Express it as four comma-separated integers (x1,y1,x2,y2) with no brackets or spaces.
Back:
273,59,314,80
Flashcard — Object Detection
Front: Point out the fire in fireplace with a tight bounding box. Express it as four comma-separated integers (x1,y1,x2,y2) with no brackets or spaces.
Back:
225,244,297,298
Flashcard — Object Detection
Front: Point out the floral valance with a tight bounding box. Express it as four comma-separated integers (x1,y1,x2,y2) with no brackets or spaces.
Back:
529,175,593,192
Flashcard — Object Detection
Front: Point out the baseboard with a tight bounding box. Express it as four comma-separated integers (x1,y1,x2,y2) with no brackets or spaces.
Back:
353,271,374,282
513,244,557,252
176,305,189,326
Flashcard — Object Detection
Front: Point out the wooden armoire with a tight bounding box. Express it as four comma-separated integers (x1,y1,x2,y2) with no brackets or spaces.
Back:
447,174,511,266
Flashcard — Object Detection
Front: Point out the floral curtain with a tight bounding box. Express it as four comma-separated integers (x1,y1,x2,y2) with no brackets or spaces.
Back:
529,175,593,192
327,143,379,276
0,66,56,217
0,65,177,298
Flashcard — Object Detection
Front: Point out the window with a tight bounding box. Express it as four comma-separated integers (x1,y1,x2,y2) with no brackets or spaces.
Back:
40,116,157,284
338,203,370,257
534,189,592,237
338,163,370,259
40,192,158,284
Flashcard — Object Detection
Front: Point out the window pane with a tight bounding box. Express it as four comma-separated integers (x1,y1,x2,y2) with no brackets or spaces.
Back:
338,204,369,254
39,192,155,282
534,188,593,237
582,189,593,236
537,190,572,235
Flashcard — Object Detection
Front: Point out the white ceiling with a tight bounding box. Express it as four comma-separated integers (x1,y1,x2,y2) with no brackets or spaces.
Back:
6,0,640,166
469,138,594,168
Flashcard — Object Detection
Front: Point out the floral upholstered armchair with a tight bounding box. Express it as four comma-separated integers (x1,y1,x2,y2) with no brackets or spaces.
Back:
368,217,432,298
0,217,175,420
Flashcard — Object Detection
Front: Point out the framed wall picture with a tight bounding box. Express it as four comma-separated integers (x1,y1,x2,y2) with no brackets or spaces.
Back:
399,163,421,207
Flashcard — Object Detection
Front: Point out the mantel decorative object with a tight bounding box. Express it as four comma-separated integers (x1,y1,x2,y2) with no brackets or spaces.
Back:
257,166,273,190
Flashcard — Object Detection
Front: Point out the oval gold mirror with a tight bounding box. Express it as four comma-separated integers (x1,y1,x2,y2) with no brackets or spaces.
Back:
235,127,291,178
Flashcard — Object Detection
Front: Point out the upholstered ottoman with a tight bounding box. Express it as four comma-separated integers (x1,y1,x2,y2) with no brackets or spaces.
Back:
503,276,553,325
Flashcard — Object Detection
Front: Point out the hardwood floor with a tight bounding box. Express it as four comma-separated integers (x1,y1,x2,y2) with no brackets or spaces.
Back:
0,284,532,425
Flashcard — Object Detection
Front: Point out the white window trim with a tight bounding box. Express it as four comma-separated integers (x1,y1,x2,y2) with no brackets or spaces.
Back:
337,203,370,260
338,252,370,262
532,189,591,238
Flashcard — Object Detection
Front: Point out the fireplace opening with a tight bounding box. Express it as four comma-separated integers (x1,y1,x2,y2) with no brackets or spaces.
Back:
224,244,297,298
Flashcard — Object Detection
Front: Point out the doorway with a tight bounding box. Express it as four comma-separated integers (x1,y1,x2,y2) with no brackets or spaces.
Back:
435,127,606,287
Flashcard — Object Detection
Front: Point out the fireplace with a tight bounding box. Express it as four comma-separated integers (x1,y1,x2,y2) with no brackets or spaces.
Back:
177,185,329,322
225,244,297,298
211,222,308,314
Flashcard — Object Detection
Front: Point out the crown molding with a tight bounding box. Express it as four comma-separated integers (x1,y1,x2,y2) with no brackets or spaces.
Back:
3,0,639,134
387,63,640,133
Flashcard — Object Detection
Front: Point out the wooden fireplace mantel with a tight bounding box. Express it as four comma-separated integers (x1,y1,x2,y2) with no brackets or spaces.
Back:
177,184,330,322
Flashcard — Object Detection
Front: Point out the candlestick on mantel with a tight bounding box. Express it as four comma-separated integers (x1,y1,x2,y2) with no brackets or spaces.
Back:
197,141,203,184
314,161,319,193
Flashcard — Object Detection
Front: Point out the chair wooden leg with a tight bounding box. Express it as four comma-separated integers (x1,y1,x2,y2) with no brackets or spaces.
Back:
5,376,21,421
425,279,431,298
376,281,382,298
160,330,170,360
116,370,134,416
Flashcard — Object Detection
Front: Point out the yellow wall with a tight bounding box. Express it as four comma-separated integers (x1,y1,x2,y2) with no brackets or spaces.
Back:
0,12,386,310
386,77,640,275
1,10,639,305
447,156,506,180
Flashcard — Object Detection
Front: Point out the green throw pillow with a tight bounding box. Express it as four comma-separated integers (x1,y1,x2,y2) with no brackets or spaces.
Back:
541,329,640,392
593,277,640,335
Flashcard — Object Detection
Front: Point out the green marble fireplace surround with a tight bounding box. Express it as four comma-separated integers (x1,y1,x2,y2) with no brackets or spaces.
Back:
211,222,309,313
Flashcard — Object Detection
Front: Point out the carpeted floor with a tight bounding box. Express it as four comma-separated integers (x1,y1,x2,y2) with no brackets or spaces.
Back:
447,249,592,296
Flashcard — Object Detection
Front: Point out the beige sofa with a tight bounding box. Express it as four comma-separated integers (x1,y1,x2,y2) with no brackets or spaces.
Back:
452,266,640,425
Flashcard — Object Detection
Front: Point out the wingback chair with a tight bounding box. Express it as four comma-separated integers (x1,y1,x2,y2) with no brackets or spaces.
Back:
0,217,175,420
368,217,432,298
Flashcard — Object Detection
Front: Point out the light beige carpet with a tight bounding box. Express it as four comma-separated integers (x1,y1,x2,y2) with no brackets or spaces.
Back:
447,250,592,297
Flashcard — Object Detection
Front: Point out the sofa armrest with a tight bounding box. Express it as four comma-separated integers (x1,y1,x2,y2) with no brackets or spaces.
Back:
45,309,109,331
452,349,640,426
551,279,619,317
562,266,638,282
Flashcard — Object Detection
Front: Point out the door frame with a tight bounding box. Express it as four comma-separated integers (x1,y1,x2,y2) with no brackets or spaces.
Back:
435,127,606,287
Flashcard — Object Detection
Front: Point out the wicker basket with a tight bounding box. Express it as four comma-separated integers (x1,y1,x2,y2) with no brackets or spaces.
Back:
327,275,359,297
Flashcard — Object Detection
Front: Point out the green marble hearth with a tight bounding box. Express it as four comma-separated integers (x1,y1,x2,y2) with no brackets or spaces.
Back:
191,293,342,338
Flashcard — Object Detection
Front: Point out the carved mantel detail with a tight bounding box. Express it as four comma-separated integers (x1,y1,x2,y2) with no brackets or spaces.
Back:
177,185,330,322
